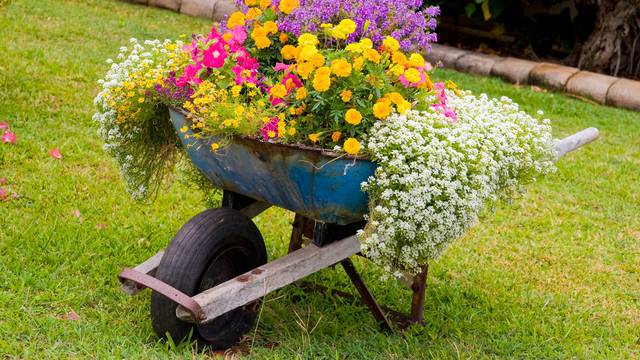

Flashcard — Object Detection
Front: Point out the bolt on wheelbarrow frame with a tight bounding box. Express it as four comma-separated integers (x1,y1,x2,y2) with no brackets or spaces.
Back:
118,109,600,341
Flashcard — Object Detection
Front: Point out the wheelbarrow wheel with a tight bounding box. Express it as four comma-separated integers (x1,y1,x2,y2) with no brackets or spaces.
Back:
151,208,267,350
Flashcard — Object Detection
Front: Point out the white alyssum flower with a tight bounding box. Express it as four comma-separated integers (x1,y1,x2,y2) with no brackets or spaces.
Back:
361,91,556,275
93,38,182,199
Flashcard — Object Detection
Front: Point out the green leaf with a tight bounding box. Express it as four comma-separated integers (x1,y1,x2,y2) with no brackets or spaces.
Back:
464,3,477,18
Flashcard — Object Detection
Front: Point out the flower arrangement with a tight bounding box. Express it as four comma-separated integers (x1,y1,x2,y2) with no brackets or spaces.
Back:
361,92,556,274
94,0,556,274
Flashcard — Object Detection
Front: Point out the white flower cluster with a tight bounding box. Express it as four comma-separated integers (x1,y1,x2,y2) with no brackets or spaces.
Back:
360,91,557,275
93,38,182,199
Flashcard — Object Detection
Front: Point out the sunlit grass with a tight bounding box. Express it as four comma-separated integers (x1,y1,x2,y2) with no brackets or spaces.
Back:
0,0,638,358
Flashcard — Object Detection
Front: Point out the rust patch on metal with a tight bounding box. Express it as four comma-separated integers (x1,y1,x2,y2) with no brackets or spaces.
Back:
251,268,264,275
237,274,252,282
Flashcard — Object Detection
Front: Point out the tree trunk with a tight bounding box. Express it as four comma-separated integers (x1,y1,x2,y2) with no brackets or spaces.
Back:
578,0,640,78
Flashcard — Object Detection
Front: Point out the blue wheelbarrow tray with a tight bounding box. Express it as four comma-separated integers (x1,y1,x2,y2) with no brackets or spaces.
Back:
169,108,376,225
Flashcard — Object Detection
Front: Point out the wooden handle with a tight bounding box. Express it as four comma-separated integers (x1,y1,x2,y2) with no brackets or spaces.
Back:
554,127,599,159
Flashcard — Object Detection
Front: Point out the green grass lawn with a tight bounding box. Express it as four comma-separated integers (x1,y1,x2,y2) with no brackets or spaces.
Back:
1,0,639,358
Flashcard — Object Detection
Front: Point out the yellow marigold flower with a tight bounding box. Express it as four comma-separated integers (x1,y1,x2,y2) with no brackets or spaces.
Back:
259,0,270,9
312,66,331,92
340,90,352,102
268,130,276,138
279,32,289,43
296,87,308,100
331,131,342,142
382,36,400,52
391,51,408,65
363,49,381,63
308,133,319,143
299,45,318,61
281,45,298,60
137,97,145,103
235,105,245,116
373,99,392,119
338,19,356,35
345,108,362,125
343,138,360,154
296,62,315,79
345,43,363,53
353,56,365,71
397,100,412,114
227,11,246,28
409,53,425,68
246,7,262,20
385,92,404,105
330,58,352,77
263,21,278,34
288,127,297,136
269,84,287,98
180,126,188,133
403,68,421,83
254,36,272,49
279,0,299,14
231,85,242,97
390,63,405,77
298,33,319,47
222,33,233,42
211,143,220,151
309,53,325,67
359,38,373,50
330,27,347,40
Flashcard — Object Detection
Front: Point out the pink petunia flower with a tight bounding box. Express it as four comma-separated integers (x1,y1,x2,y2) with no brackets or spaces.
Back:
0,121,8,130
2,130,16,144
49,148,62,159
201,42,227,69
431,82,457,123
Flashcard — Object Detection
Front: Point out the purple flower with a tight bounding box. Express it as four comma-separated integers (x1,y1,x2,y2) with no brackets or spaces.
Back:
266,0,439,52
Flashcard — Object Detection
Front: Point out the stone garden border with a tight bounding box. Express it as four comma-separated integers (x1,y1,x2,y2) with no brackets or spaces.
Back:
427,44,640,111
123,0,236,21
123,0,640,112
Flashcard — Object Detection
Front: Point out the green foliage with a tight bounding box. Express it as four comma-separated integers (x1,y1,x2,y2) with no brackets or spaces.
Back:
0,0,638,358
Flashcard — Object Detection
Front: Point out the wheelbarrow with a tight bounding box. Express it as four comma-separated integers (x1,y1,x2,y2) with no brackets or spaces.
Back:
118,108,600,349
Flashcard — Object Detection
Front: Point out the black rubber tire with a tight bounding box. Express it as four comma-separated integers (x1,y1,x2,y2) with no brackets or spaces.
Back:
151,208,267,350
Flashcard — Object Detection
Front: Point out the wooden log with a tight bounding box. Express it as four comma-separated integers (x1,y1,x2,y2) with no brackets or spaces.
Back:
176,235,361,323
554,127,599,159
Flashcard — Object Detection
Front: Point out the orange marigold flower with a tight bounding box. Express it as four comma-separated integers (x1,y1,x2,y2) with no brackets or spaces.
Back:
363,49,381,63
312,67,331,92
331,131,342,142
296,62,315,79
296,87,308,100
345,108,362,125
279,32,289,43
340,90,352,102
227,12,246,29
281,45,299,60
269,84,287,99
308,133,319,143
330,58,352,77
373,99,392,119
343,138,361,155
279,0,299,14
